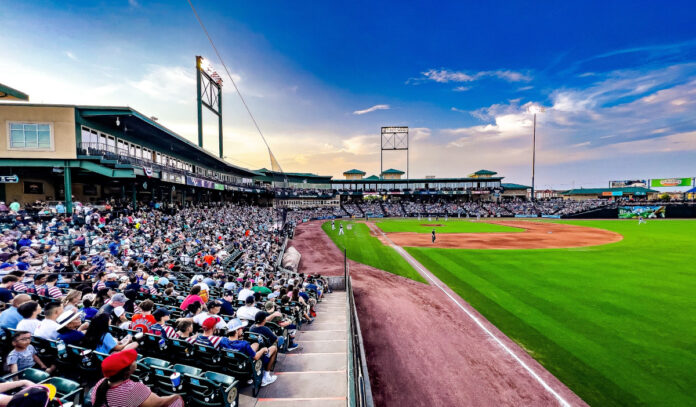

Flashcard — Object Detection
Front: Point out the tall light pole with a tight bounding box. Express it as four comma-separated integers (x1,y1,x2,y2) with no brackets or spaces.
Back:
528,105,544,202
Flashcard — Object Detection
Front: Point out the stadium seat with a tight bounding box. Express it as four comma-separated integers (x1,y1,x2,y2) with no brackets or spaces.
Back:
168,338,195,363
193,343,222,369
42,377,83,406
220,348,263,396
188,371,240,407
32,336,68,366
1,367,51,384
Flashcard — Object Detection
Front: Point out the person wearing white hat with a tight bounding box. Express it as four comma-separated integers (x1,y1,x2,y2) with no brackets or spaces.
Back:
56,309,88,346
226,318,277,387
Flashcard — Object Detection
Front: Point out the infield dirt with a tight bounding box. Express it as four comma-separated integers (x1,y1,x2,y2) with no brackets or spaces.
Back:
291,221,587,407
375,220,623,249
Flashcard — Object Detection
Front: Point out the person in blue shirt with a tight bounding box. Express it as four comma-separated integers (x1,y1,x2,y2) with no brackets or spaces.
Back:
108,241,119,256
0,275,18,303
55,202,65,214
16,236,32,248
219,291,236,316
56,309,89,346
0,294,31,329
225,318,277,387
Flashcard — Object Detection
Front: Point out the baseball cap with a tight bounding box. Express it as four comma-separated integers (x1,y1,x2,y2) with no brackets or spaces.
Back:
102,349,138,377
152,308,170,320
110,293,127,304
254,311,269,324
264,301,275,312
113,306,125,318
245,295,255,305
202,316,220,330
227,318,247,331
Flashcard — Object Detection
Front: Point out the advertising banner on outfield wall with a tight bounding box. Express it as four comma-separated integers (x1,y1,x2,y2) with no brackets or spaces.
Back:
650,178,692,187
609,179,647,188
619,206,666,219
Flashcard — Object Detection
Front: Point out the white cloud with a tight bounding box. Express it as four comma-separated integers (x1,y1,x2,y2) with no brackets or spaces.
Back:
453,86,470,92
411,127,431,141
451,107,467,113
409,68,532,84
128,0,140,7
65,51,77,61
128,65,195,103
352,104,390,115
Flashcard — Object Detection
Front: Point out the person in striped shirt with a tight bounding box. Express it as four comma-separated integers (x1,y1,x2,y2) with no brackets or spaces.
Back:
148,308,177,340
90,349,183,407
38,274,63,299
93,272,107,293
194,317,229,349
8,271,27,293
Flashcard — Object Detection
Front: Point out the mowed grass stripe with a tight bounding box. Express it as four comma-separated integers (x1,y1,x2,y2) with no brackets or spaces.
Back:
375,218,523,234
321,221,426,283
405,220,696,406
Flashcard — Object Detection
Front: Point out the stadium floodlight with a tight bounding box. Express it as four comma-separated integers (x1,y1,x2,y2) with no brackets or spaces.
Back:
528,105,545,201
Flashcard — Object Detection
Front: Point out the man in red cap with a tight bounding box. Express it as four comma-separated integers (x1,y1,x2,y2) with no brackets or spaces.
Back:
194,316,230,349
90,349,183,407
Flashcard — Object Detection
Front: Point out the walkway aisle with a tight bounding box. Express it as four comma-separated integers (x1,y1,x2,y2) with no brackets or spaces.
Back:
240,291,348,407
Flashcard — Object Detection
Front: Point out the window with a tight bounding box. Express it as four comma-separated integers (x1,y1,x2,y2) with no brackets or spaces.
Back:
9,122,53,150
107,136,116,153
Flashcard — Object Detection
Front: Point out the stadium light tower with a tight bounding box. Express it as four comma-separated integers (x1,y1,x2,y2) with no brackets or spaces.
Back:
528,105,545,202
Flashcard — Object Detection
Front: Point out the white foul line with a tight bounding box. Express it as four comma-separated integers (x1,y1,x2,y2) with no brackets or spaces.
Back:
380,230,572,407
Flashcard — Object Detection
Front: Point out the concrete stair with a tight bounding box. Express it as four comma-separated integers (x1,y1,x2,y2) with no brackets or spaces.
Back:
239,291,348,407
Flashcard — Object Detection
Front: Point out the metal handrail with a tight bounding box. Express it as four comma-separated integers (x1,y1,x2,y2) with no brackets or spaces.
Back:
345,249,375,407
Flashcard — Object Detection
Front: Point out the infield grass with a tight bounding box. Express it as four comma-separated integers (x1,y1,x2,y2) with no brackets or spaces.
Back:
404,220,696,406
321,221,426,283
375,218,523,234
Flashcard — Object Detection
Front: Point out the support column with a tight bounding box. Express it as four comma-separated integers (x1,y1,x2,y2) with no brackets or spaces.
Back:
63,165,73,214
132,182,137,210
218,85,223,158
196,56,204,148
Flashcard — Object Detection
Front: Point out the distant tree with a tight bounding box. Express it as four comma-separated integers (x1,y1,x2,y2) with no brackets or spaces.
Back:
659,193,671,201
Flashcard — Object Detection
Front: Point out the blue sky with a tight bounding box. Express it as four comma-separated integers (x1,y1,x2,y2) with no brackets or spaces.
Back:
2,0,696,189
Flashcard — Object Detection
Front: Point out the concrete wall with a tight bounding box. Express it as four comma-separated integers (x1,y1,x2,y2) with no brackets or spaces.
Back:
0,105,77,159
3,176,57,203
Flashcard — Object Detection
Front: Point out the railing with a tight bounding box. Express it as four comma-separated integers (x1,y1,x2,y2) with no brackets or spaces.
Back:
345,249,374,407
275,236,288,271
77,142,259,190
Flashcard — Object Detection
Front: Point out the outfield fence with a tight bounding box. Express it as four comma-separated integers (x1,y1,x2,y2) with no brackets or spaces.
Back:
345,249,375,407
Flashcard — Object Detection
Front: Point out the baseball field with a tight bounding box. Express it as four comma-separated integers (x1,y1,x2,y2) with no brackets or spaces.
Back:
323,218,696,406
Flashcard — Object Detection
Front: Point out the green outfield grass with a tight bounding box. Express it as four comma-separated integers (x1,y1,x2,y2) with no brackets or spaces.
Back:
404,220,696,406
321,221,426,283
375,218,523,234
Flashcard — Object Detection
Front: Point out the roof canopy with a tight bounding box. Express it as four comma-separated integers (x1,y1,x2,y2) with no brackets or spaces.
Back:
381,168,405,174
343,169,366,175
0,83,29,101
562,187,657,195
469,169,498,177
